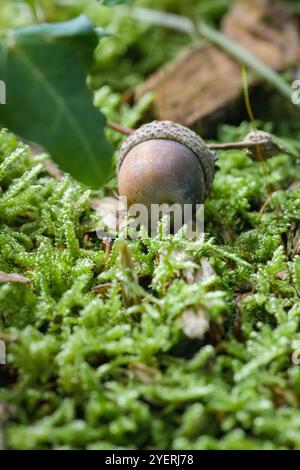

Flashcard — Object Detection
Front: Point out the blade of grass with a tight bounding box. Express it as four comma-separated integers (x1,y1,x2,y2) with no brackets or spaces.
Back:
242,64,257,127
242,65,282,232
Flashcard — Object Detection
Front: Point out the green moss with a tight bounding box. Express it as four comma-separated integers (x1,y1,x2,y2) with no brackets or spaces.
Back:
0,123,300,449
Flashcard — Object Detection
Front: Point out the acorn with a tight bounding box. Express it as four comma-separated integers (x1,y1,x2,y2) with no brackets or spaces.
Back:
117,121,217,213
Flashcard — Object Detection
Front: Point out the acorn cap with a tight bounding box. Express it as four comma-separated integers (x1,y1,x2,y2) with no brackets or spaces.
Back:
244,130,278,160
118,121,217,197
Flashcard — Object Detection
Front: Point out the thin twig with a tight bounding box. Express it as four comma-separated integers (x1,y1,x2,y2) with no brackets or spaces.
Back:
106,120,262,151
107,121,297,158
208,141,265,151
107,121,133,136
209,141,297,159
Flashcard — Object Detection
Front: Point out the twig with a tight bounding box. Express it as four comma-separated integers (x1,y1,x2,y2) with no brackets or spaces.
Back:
208,140,296,157
107,120,258,147
107,121,297,158
107,121,133,136
208,141,263,151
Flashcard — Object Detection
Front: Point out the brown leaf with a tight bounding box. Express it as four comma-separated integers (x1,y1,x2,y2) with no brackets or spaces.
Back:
0,271,31,284
137,45,241,128
222,0,300,70
136,0,300,128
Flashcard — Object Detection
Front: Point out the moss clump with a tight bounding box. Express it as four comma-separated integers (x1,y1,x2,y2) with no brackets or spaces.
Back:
0,125,300,450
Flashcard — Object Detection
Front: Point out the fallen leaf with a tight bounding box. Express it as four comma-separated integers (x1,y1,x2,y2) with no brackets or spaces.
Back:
136,0,300,128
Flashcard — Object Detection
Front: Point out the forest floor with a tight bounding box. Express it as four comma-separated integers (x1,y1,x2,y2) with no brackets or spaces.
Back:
1,0,300,450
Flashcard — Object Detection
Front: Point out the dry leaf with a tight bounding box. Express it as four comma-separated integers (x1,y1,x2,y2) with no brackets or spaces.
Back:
222,0,300,69
136,0,300,128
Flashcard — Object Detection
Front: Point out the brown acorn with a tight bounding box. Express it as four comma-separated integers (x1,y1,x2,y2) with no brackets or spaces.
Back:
117,121,217,212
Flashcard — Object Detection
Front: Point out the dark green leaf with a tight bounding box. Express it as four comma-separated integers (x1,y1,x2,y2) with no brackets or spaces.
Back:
0,15,113,188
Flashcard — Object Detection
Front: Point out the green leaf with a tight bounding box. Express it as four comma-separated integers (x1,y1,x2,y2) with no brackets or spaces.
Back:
0,15,114,189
